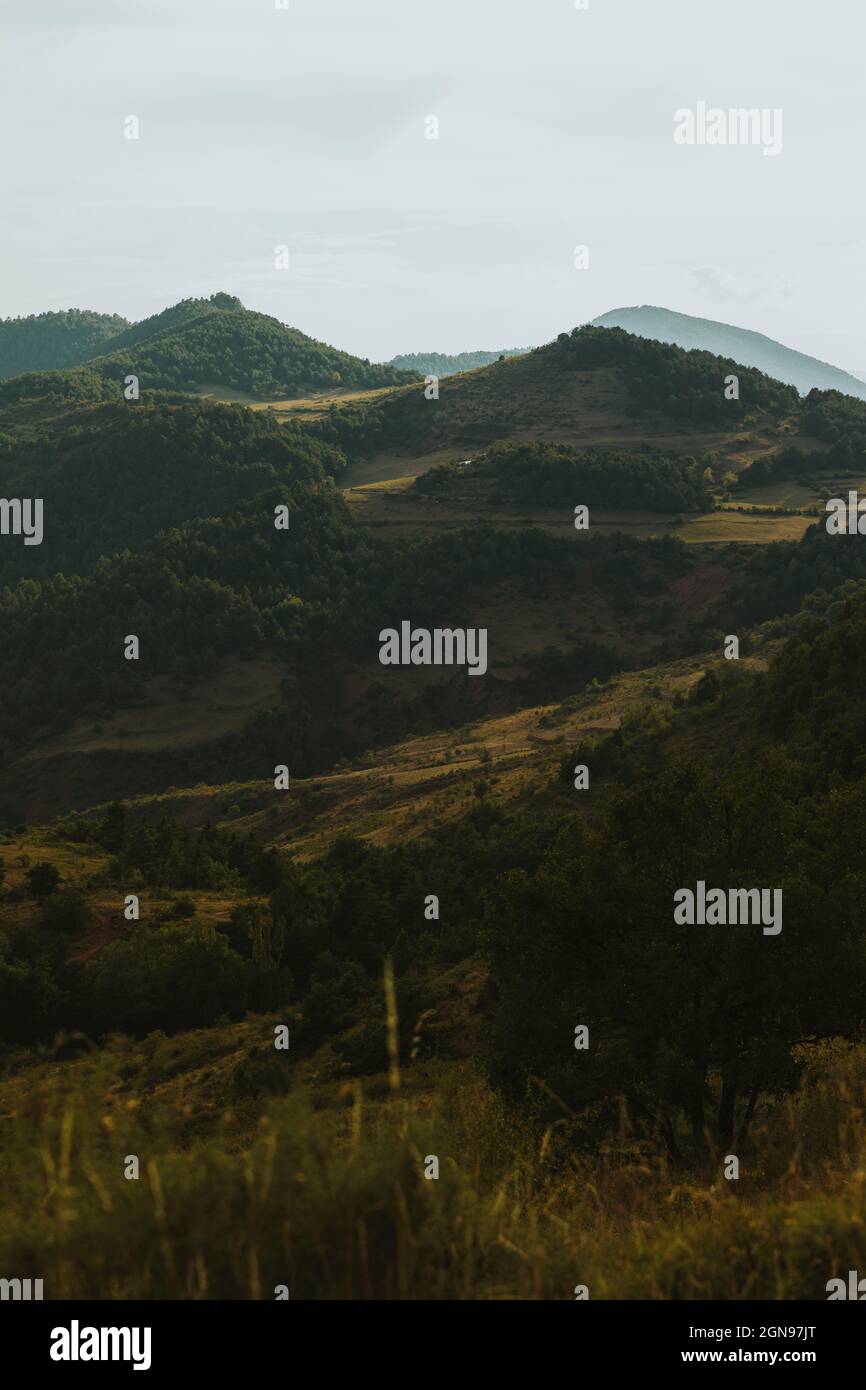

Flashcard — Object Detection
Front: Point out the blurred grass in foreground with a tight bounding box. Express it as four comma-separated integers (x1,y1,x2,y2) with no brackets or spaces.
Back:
1,1027,866,1300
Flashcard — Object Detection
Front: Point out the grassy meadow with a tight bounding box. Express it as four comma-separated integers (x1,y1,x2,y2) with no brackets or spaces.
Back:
2,998,866,1299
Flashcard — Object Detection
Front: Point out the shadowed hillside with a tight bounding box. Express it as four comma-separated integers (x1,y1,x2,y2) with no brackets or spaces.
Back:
317,325,802,489
4,597,866,1297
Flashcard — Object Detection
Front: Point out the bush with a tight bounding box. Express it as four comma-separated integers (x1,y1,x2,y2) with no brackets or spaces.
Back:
40,888,90,935
231,1043,293,1099
25,862,61,898
78,924,250,1036
168,896,197,920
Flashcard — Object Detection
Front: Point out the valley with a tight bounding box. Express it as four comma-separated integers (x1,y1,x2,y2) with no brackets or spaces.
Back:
2,299,866,1302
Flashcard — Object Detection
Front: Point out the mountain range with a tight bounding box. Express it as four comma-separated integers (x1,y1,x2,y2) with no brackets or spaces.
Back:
3,295,864,406
3,299,866,822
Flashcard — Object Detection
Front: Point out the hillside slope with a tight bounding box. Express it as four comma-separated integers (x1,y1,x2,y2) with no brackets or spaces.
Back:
0,294,417,404
3,596,866,1298
593,305,866,401
0,308,129,380
325,324,803,489
3,316,866,825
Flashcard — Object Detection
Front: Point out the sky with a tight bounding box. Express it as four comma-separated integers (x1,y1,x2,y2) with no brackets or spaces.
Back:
1,0,864,370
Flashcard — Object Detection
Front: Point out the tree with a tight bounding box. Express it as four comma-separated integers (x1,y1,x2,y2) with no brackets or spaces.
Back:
486,758,866,1163
98,801,129,854
41,887,90,935
25,861,61,898
79,924,249,1035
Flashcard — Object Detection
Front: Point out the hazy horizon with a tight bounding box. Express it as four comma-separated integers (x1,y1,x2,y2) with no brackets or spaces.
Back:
1,0,863,370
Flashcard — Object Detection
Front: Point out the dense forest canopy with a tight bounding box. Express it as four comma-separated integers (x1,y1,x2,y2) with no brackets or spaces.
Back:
0,294,418,404
415,440,715,512
6,591,866,1141
0,400,346,587
547,325,800,422
0,308,129,380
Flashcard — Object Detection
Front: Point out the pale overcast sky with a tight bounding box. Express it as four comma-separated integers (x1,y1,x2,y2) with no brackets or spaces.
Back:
0,0,863,369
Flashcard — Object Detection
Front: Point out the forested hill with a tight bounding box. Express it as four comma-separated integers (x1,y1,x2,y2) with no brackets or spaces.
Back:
386,347,528,377
414,441,714,512
0,293,418,403
0,308,130,381
593,305,866,401
92,293,244,354
319,324,801,460
0,400,347,588
1,313,865,823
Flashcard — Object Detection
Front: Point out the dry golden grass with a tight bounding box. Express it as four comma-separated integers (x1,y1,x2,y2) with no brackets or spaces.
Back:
193,382,400,422
346,489,813,544
1,1009,864,1299
72,651,726,859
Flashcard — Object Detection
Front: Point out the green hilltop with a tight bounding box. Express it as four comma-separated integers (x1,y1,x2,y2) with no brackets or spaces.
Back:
594,305,866,401
0,292,417,405
0,307,130,381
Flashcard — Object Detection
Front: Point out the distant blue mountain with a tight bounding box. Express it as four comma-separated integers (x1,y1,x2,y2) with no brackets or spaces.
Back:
592,305,866,401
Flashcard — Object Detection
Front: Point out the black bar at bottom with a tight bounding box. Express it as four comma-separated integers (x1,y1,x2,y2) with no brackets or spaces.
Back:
0,1298,858,1374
